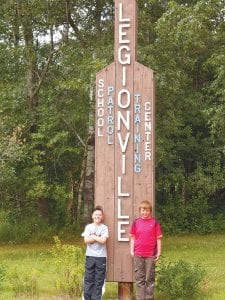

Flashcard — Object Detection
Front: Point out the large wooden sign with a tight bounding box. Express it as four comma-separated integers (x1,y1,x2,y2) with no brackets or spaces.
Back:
95,0,155,282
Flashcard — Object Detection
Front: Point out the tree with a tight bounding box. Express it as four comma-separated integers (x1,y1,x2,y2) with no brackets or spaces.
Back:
1,0,224,237
0,0,114,232
141,0,225,232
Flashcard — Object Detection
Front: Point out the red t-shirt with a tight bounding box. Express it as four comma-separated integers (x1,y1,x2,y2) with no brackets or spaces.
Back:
130,217,162,257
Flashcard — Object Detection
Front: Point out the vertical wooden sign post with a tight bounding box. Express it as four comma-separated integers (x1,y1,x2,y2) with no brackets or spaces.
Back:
95,0,155,298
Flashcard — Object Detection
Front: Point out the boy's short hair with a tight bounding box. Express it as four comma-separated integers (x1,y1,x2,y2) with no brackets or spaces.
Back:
139,200,152,212
92,205,103,214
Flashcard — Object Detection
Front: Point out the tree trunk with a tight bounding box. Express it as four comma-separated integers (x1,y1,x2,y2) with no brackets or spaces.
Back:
81,79,95,225
18,1,39,110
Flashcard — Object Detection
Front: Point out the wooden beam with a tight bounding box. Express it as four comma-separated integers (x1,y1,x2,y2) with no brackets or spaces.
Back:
118,282,133,300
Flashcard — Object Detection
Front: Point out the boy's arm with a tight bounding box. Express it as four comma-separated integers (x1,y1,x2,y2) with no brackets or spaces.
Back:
84,234,108,244
84,236,96,244
84,225,108,244
130,235,135,256
83,226,96,244
155,237,162,261
90,234,107,244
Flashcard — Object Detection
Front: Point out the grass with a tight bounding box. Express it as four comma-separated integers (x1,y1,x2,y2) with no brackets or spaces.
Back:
162,234,225,300
0,243,57,299
103,234,225,300
0,240,84,300
0,234,224,299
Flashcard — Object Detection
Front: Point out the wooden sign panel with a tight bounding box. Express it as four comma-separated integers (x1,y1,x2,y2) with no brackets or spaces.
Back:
95,0,155,282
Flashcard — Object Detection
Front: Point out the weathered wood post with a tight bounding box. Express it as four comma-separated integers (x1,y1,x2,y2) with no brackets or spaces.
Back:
95,0,155,298
118,282,133,299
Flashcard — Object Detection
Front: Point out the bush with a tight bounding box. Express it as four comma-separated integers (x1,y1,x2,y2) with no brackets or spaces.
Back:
213,213,225,232
7,267,39,297
0,210,82,243
0,263,7,288
157,259,205,299
50,236,84,298
0,219,55,244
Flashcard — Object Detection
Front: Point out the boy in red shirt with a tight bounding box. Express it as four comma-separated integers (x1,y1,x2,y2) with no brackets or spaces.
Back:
130,200,162,300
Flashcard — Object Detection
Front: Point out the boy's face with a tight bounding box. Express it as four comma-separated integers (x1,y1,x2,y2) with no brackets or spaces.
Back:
140,207,151,219
92,210,103,224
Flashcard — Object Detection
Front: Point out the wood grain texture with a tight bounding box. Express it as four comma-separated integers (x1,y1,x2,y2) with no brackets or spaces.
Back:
95,0,155,283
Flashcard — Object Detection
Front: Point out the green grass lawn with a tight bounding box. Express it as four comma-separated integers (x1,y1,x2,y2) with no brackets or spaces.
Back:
103,234,225,300
162,234,225,300
0,234,224,299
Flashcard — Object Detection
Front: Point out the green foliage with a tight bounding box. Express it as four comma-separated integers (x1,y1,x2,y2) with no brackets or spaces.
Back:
0,0,225,235
157,259,205,299
50,236,84,297
213,213,225,232
7,267,39,297
0,210,81,243
0,212,55,243
0,263,7,288
0,235,223,299
0,0,110,231
151,0,225,234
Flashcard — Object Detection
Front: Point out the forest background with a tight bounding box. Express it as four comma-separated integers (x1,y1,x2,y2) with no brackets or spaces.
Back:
0,0,225,243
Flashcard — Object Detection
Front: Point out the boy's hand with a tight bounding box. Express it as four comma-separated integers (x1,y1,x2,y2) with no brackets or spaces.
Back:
154,255,160,262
